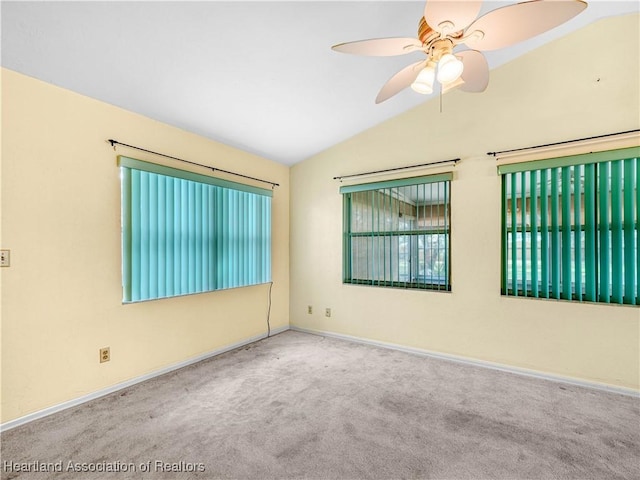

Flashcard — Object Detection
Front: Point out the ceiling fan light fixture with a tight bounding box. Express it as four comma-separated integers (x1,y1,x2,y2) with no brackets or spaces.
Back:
410,63,436,94
437,53,464,84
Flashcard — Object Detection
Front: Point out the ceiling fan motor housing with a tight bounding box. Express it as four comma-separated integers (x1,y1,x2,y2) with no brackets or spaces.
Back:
418,17,463,60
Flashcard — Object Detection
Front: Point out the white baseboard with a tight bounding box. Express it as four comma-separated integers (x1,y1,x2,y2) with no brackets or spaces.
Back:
0,326,289,432
290,325,640,398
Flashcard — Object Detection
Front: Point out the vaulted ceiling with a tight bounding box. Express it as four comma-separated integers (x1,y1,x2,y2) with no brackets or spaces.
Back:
2,1,638,165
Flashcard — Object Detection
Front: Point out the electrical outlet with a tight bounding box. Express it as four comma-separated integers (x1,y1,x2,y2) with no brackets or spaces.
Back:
307,305,313,314
0,250,10,267
100,347,110,363
325,308,331,318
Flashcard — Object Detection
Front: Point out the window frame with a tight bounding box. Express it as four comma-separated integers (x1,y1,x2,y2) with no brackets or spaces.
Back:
499,146,639,306
341,173,452,292
119,156,272,303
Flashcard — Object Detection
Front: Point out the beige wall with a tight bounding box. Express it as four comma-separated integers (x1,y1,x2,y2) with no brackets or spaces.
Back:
290,15,640,390
1,69,289,423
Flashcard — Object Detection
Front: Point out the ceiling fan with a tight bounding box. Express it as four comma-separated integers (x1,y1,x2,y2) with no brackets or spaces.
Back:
332,0,588,103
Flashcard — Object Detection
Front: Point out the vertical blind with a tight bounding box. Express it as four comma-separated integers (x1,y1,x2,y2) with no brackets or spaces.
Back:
119,156,272,303
340,173,452,291
499,147,639,305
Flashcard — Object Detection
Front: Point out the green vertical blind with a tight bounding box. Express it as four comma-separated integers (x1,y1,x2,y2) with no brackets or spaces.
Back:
499,147,639,305
119,157,272,303
341,174,452,291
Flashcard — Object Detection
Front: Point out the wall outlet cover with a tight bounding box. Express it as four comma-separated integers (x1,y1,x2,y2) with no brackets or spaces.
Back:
100,347,110,363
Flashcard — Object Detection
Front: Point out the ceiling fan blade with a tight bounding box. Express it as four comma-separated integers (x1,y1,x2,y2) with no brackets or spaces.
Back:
457,50,489,92
463,0,587,51
376,60,427,103
424,1,483,34
332,37,423,56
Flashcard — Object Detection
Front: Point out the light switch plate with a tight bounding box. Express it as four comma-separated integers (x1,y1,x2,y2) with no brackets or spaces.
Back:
0,250,10,267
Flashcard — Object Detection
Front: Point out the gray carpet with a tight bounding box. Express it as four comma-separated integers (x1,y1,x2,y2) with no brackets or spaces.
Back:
1,330,639,480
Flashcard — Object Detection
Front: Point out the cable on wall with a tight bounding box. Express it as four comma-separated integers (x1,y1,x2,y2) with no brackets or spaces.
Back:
266,282,273,338
487,129,640,157
334,158,460,182
108,139,279,189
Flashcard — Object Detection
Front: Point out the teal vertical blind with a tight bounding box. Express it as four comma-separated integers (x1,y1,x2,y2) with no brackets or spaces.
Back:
119,157,272,303
499,147,639,305
340,173,452,291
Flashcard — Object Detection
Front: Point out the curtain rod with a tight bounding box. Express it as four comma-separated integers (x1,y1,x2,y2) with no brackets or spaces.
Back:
107,139,279,188
333,158,459,181
487,129,640,157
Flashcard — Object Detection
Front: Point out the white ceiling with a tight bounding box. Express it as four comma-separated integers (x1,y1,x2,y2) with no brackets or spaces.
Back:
2,1,638,166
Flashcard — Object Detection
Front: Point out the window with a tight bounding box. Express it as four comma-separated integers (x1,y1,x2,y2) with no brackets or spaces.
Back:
341,174,451,291
500,147,639,305
119,156,271,303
